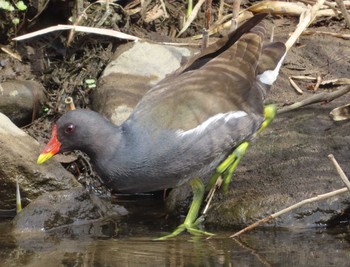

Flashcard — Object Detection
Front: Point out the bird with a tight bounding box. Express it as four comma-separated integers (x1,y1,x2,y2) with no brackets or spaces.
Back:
37,13,286,239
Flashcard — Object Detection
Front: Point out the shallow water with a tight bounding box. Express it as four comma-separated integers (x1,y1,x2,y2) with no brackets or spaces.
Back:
1,218,350,267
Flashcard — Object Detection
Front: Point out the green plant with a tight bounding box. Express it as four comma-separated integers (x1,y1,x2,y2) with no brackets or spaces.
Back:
0,0,27,25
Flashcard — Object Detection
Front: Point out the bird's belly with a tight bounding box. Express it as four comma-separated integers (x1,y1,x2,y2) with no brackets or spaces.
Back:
103,151,227,194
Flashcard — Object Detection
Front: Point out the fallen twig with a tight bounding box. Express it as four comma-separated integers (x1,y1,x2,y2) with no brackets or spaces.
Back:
16,176,22,213
321,78,350,86
159,0,169,18
230,152,350,238
217,0,225,23
230,186,349,238
0,45,22,61
328,154,350,191
65,97,76,111
324,0,350,8
291,75,317,80
289,76,304,94
13,24,139,41
313,74,322,91
277,86,350,114
177,0,205,37
248,1,338,17
203,176,222,215
230,0,241,31
285,0,326,51
190,12,253,40
303,30,350,39
201,0,213,49
334,0,350,28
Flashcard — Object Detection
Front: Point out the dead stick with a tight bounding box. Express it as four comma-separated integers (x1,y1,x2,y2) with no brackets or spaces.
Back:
277,86,350,114
289,76,304,94
334,0,350,29
313,74,322,91
16,176,22,213
202,0,213,49
230,187,349,238
177,0,205,37
303,30,350,39
65,97,76,111
231,155,350,238
328,154,350,191
285,0,326,51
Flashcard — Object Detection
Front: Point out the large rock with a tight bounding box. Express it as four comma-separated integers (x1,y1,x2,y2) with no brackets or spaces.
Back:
13,187,127,233
0,80,46,126
93,41,195,124
0,112,79,209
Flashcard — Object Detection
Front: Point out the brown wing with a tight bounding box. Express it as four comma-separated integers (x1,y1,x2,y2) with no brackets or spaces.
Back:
130,14,281,132
171,13,268,76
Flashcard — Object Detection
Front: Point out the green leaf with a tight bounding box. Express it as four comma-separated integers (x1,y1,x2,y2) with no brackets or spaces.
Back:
85,79,96,85
15,1,27,11
0,0,15,11
12,18,20,25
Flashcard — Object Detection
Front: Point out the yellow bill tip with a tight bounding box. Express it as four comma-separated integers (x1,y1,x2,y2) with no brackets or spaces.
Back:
37,152,54,164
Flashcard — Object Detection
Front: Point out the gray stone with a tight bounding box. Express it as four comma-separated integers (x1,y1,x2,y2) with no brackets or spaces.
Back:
93,41,195,124
0,80,47,126
13,187,127,233
0,112,79,209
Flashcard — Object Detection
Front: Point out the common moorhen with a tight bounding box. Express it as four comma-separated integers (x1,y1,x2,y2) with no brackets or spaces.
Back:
37,13,286,239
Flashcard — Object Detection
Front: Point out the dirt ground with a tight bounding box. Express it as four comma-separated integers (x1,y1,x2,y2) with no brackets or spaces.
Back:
1,0,349,192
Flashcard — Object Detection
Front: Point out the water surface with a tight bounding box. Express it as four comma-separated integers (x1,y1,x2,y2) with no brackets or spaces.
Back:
1,219,349,267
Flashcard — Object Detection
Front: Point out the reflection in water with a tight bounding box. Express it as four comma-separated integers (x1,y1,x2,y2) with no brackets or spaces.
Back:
1,220,350,267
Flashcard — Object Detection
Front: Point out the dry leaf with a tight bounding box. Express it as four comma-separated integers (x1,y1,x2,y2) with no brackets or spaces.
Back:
330,103,350,121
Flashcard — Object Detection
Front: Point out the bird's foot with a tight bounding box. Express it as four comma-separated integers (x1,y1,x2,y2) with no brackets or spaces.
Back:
155,216,214,240
156,178,214,240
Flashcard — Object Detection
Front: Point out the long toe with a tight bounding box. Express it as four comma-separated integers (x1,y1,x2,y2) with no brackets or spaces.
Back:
155,223,214,241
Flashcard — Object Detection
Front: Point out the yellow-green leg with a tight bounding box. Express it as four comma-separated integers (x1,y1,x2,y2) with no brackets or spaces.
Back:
156,105,276,240
156,178,215,240
256,105,276,135
207,104,277,193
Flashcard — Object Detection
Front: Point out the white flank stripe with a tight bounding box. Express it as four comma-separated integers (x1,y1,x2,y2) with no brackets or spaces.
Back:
257,52,287,85
176,111,247,137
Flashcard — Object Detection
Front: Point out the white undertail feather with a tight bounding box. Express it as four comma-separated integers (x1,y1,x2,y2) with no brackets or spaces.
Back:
176,111,247,137
257,52,287,85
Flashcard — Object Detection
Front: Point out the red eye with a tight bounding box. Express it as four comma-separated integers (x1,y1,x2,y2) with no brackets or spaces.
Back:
65,124,75,134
